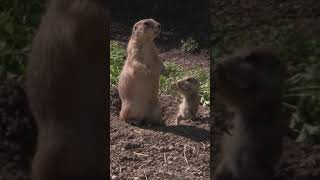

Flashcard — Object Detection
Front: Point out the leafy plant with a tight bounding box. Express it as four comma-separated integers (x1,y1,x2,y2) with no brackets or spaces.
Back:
181,37,200,53
0,1,44,75
284,46,320,143
160,62,210,107
110,41,126,87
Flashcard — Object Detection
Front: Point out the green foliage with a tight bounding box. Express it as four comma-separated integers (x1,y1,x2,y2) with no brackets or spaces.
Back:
160,62,210,107
0,0,44,75
110,41,126,87
181,37,200,53
160,62,184,93
212,18,320,143
195,70,210,107
284,40,320,143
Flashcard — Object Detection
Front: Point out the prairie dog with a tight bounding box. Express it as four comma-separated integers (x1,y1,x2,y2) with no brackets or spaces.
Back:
213,48,288,180
118,19,165,126
26,0,108,180
174,77,200,125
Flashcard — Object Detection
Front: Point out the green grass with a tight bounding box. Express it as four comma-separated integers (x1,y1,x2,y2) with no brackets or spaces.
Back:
110,41,210,107
160,62,210,107
110,41,126,87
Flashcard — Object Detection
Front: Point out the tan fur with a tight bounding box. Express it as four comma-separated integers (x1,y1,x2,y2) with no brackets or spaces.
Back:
118,19,165,126
174,77,200,125
26,1,109,180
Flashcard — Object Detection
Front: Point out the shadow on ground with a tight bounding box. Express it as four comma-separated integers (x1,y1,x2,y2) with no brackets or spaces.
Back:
139,124,209,142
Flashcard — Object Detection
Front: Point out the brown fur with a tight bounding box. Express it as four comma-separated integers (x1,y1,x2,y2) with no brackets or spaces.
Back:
118,19,165,126
213,48,288,180
26,1,109,180
174,77,200,125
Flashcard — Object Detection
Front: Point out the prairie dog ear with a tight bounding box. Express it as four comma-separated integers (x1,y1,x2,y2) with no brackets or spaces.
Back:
133,24,137,31
132,24,138,37
132,24,137,35
132,22,143,37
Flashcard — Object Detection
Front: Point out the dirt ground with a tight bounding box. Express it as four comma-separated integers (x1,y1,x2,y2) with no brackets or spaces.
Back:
110,22,210,180
0,75,36,180
110,93,210,180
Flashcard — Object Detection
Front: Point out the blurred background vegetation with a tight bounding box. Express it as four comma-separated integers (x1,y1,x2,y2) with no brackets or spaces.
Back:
0,0,45,76
211,0,320,143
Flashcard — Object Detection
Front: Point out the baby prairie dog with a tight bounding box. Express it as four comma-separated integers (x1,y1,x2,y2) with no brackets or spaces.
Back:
174,77,201,125
213,48,288,180
118,19,165,126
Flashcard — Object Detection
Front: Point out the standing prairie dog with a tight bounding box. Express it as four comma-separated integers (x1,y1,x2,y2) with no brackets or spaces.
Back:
174,77,201,125
118,19,165,126
213,48,288,180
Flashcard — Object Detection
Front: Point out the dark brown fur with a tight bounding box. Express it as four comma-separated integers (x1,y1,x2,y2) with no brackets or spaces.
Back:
213,48,288,180
26,1,109,180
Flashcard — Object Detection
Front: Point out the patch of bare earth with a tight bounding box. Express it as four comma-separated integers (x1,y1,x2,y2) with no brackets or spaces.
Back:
110,89,210,180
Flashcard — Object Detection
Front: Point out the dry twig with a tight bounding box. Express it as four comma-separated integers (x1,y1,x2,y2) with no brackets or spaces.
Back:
183,145,189,166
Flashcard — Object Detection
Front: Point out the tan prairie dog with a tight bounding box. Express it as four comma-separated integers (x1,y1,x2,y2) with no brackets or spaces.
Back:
213,48,288,180
118,19,165,126
174,77,201,125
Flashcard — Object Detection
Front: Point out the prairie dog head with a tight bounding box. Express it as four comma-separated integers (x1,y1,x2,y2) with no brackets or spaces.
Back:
214,48,285,108
131,19,161,42
174,77,200,97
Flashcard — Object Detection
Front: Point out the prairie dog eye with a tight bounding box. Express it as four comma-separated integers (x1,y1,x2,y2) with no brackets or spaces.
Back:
187,78,197,84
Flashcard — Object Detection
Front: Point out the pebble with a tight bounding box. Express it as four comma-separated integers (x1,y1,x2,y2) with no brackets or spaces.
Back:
133,176,145,180
111,175,119,180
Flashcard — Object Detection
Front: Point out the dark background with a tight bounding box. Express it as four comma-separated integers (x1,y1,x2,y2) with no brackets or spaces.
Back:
110,0,209,29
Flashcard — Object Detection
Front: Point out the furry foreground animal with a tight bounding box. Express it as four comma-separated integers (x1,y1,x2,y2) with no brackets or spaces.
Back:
213,48,288,180
26,0,109,179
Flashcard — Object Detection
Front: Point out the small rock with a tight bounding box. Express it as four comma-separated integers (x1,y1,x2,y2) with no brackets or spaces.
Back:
111,175,119,180
133,176,145,180
124,142,140,150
